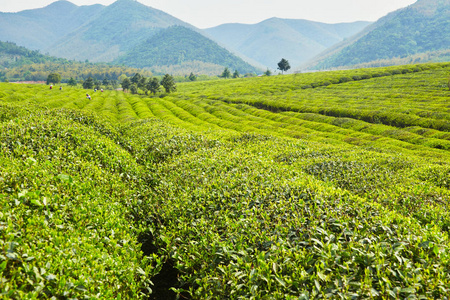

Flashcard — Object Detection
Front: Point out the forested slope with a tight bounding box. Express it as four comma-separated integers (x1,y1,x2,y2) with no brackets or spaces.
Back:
115,26,261,75
314,0,450,69
0,41,152,82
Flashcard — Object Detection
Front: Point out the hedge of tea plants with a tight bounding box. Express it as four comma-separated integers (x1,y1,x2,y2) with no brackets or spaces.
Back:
0,105,157,298
1,62,449,299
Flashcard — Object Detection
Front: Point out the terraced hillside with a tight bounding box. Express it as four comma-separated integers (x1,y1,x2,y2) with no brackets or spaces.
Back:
1,62,450,299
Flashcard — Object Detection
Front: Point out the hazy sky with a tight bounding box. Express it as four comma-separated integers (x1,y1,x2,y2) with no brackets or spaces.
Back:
0,0,417,28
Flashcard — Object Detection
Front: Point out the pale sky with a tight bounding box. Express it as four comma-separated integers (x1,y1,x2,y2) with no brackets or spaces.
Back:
0,0,418,28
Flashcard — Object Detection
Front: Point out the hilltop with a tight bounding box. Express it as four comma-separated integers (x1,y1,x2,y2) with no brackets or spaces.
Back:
48,0,194,63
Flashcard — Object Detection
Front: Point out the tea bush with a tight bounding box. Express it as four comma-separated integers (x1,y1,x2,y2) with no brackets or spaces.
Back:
1,62,449,298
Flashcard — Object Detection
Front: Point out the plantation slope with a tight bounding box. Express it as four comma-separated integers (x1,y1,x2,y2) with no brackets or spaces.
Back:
1,62,450,298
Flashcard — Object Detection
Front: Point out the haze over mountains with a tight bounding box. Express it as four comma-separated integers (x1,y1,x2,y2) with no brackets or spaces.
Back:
205,19,371,69
0,0,259,74
0,0,449,74
306,0,450,69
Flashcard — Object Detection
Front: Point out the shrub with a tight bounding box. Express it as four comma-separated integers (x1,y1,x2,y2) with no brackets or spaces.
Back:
339,77,353,83
329,78,340,84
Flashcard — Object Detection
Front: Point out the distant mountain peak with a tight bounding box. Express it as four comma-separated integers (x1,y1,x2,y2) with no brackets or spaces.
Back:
109,0,144,7
205,18,371,68
44,0,78,10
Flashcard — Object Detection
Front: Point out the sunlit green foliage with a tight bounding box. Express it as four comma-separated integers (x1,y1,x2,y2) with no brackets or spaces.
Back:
1,62,449,299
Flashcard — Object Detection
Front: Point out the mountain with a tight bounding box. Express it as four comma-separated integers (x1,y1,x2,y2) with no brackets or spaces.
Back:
0,0,262,74
115,26,260,74
204,18,371,69
0,1,104,51
48,0,194,62
309,0,450,69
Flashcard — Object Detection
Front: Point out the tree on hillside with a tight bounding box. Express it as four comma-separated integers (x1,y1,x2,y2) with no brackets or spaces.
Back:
221,67,231,78
68,77,77,86
138,77,147,90
233,70,240,78
118,74,128,82
130,84,138,95
94,78,101,90
131,73,141,85
264,69,272,76
147,78,161,95
189,72,197,81
47,73,61,84
161,74,177,93
121,78,131,92
277,58,291,74
82,76,94,89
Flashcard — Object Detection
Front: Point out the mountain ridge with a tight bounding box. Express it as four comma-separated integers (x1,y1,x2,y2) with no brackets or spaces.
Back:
306,0,450,69
48,0,195,62
115,25,260,74
0,0,262,74
205,18,371,68
0,1,104,51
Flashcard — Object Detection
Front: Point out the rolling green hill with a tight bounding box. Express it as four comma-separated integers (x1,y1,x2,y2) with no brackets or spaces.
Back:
205,18,371,69
115,26,261,75
1,62,450,298
311,0,450,69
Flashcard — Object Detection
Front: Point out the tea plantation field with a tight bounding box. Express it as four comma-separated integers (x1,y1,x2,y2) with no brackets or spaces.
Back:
1,63,450,299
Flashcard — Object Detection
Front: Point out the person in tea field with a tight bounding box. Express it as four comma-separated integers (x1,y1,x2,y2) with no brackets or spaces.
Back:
49,84,53,90
86,93,91,100
59,86,62,90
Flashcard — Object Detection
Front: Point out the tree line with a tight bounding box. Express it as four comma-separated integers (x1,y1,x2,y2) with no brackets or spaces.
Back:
120,73,177,94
